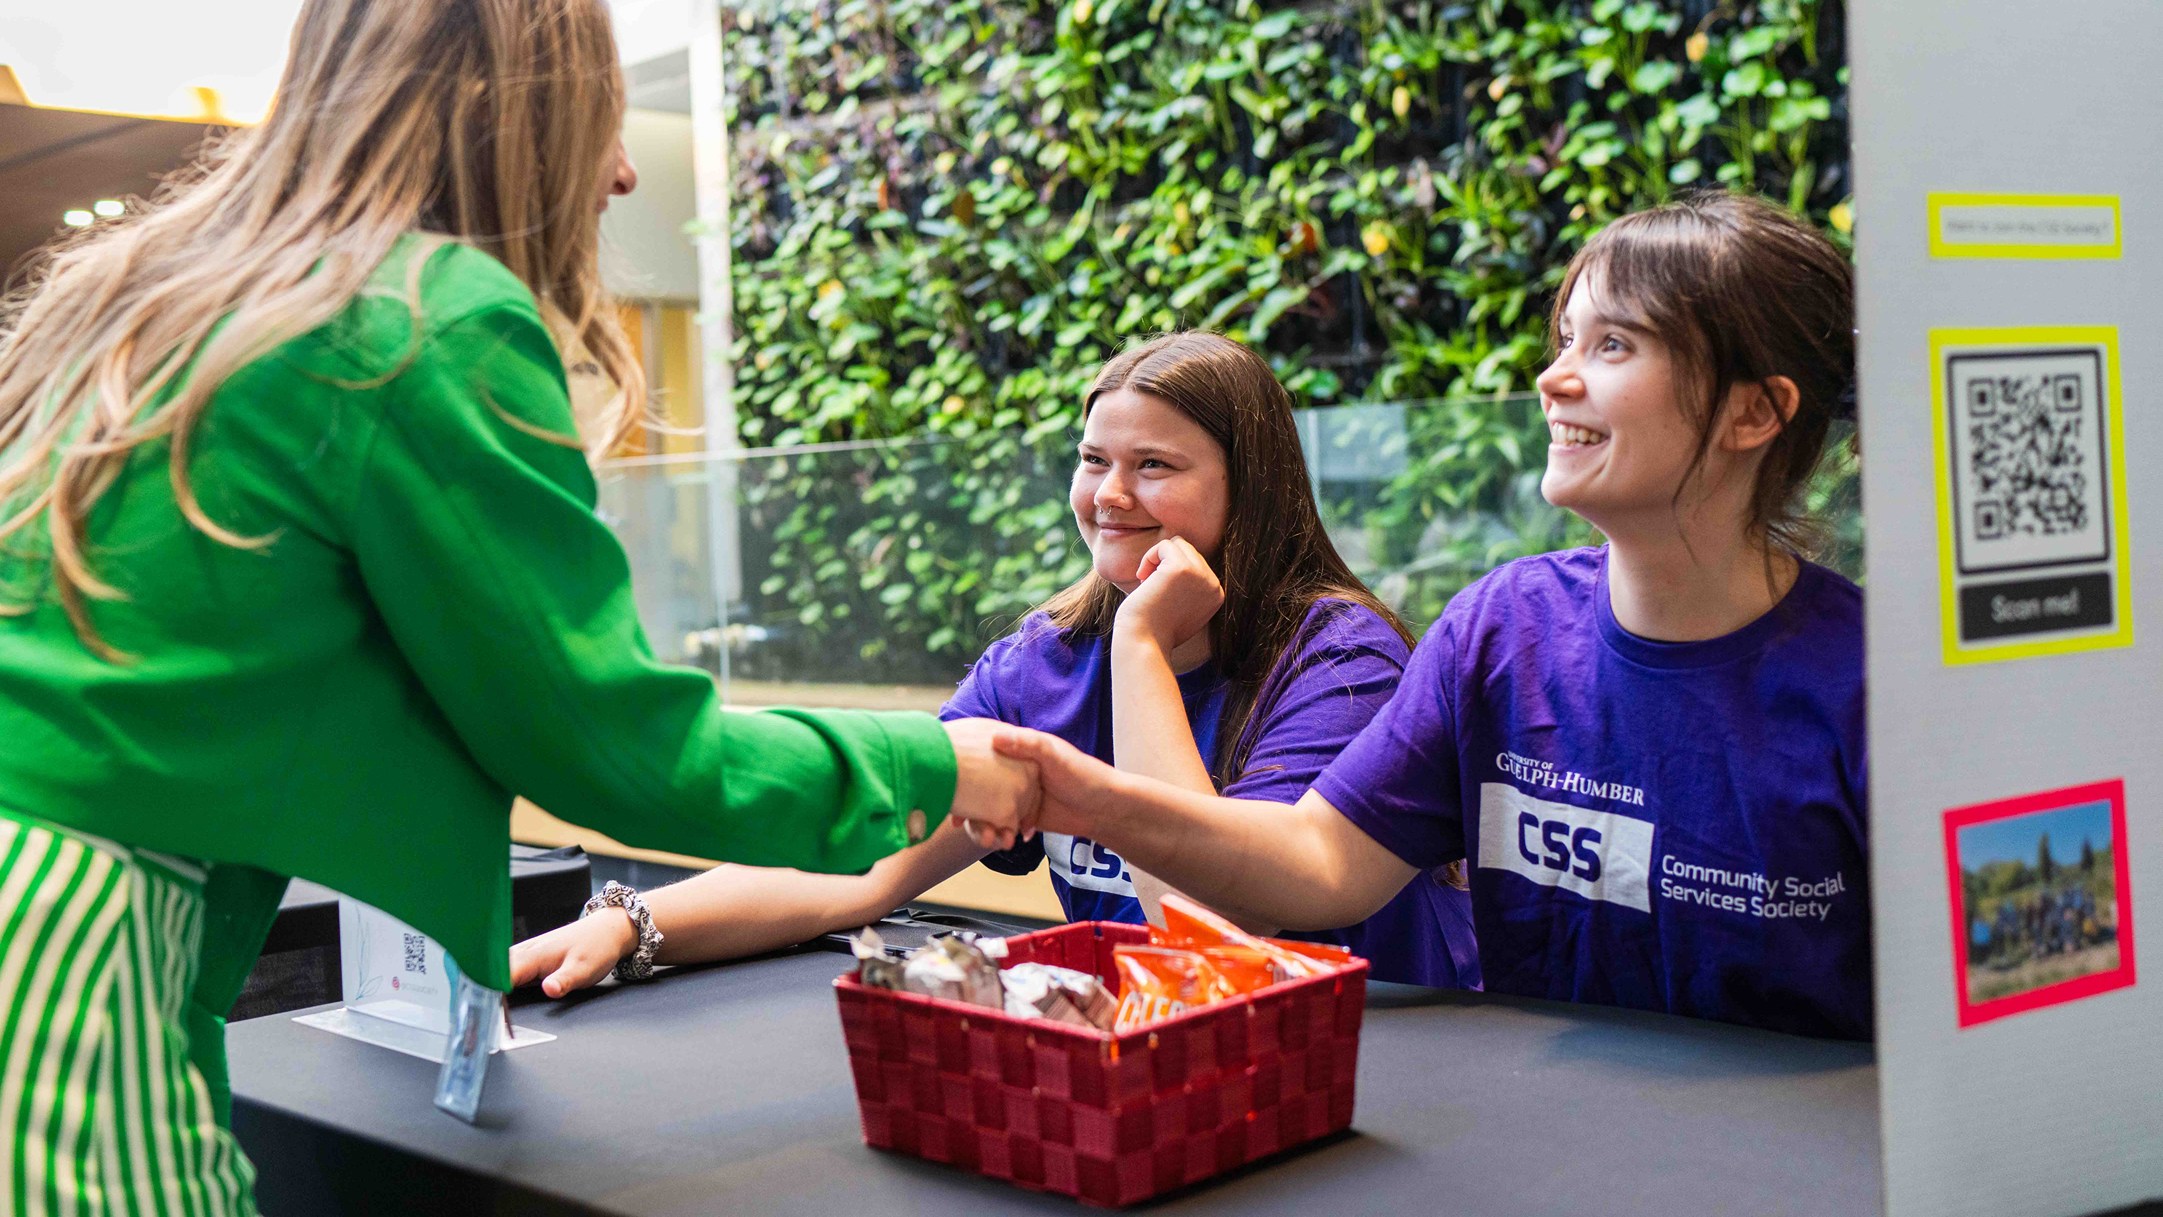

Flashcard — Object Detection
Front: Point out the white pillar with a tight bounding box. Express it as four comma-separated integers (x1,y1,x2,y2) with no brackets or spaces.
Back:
1856,2,2160,1214
687,0,740,689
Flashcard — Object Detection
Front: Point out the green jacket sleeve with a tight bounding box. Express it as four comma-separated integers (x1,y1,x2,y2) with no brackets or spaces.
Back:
347,298,956,873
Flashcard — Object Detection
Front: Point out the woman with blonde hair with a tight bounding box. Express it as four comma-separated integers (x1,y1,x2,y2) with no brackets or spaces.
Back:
0,1,1032,1210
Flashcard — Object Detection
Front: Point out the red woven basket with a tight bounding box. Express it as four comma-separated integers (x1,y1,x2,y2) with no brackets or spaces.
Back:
833,920,1368,1207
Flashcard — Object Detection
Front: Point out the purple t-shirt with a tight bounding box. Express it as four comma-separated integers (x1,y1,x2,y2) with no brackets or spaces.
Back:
942,599,1480,988
1313,548,1869,1038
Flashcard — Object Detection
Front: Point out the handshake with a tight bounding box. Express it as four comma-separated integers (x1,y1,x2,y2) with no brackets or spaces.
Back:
939,718,1102,851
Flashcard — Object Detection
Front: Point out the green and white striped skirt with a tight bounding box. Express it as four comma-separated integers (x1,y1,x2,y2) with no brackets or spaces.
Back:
0,811,257,1216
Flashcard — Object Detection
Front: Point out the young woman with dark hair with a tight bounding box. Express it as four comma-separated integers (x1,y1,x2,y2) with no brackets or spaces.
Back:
513,332,1480,995
1000,192,1872,1040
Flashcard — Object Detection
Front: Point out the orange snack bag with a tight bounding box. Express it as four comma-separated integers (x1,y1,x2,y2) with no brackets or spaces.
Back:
1111,945,1224,1033
1158,891,1250,947
1193,945,1279,996
1157,892,1327,980
1268,938,1354,968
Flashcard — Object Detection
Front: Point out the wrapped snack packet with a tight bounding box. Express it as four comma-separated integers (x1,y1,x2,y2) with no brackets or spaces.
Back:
899,947,972,1004
944,934,1009,1009
852,927,906,991
954,931,1010,962
1058,970,1119,1032
903,932,1006,1010
1001,963,1066,1022
1269,938,1354,968
1158,890,1248,944
1158,892,1325,981
1002,962,1112,1030
1112,945,1226,1033
1192,945,1279,995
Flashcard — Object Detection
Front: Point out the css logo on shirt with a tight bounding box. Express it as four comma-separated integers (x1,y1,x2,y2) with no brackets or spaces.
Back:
1476,783,1653,912
1042,832,1135,895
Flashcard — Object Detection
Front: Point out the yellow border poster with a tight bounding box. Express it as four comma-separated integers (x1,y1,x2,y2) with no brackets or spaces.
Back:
1931,325,2133,664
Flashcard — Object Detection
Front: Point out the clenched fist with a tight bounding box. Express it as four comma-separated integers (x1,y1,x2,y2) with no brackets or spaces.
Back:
990,725,1124,840
943,717,1041,850
1113,536,1224,657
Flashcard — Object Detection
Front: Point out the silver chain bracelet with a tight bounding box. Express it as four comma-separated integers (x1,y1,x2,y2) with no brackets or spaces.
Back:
581,881,664,981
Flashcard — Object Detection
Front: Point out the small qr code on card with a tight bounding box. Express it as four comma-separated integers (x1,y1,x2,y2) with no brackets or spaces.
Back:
403,931,427,974
1947,348,2110,575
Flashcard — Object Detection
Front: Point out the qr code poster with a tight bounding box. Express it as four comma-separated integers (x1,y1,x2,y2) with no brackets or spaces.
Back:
1932,327,2132,664
1943,779,2134,1028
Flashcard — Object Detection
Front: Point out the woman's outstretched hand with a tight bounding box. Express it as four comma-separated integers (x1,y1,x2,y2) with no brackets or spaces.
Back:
511,909,635,998
943,717,1041,850
990,725,1123,839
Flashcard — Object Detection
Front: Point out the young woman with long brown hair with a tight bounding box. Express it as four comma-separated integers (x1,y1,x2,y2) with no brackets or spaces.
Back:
0,2,1032,1210
512,333,1480,995
999,193,1873,1040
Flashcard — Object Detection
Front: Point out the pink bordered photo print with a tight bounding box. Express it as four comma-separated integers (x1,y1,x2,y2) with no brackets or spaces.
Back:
1944,779,2135,1028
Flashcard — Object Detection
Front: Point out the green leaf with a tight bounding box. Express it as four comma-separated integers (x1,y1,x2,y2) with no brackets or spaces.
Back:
1729,27,1781,59
1722,62,1767,97
1168,262,1238,309
1249,285,1309,335
1630,60,1680,94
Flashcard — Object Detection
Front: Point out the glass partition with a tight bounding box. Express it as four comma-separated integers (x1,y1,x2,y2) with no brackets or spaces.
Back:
598,394,1862,710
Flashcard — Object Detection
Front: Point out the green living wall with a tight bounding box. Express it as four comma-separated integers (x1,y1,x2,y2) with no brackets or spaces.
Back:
719,0,1852,682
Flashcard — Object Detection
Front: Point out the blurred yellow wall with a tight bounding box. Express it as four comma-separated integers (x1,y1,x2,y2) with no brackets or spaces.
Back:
611,300,705,457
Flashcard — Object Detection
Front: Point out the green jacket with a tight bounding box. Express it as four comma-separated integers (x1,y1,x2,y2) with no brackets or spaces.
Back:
0,236,957,1090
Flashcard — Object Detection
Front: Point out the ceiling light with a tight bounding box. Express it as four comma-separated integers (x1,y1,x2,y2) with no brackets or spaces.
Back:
63,210,94,227
93,199,124,217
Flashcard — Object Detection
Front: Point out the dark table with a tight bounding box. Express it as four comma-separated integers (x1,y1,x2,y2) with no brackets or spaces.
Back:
229,947,1882,1216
